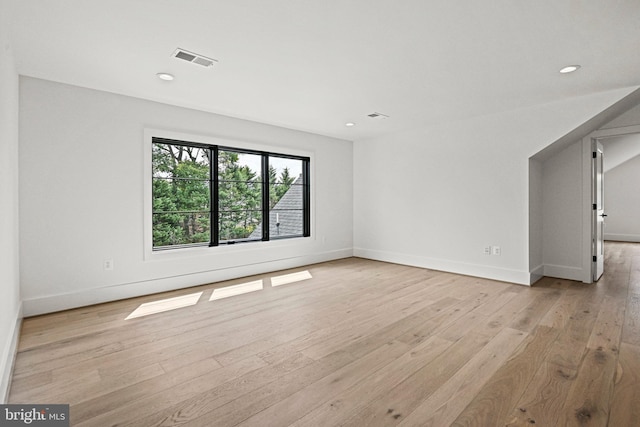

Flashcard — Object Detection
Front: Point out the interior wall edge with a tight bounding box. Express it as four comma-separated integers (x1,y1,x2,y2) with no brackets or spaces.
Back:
0,303,22,404
529,264,545,285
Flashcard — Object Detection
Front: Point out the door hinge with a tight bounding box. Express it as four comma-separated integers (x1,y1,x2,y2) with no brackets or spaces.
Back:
593,204,597,210
592,152,597,158
593,255,597,262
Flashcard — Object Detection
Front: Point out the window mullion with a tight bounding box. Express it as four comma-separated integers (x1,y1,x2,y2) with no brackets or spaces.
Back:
211,147,219,246
303,159,310,237
262,154,270,241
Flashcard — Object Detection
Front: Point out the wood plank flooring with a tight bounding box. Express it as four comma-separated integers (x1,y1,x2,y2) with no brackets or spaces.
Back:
8,241,640,426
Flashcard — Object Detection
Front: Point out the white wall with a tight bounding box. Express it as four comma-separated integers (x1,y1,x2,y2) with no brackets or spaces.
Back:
0,2,22,402
353,87,637,285
604,153,640,242
540,141,584,280
19,77,353,316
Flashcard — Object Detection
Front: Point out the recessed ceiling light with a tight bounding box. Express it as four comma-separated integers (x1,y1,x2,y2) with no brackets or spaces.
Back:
559,65,581,74
156,72,174,81
345,122,356,127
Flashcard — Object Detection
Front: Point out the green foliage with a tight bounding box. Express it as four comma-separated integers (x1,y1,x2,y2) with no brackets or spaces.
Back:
218,151,262,240
152,144,296,247
269,165,294,209
152,144,210,247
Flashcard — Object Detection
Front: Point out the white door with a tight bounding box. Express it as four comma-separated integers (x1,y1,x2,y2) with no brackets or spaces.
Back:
593,140,605,281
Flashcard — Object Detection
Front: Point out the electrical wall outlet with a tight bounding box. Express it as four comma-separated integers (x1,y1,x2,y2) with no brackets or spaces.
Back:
104,259,114,271
484,246,491,255
492,246,501,256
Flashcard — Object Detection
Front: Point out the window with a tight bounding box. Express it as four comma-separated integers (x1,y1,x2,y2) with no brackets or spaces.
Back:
151,137,310,250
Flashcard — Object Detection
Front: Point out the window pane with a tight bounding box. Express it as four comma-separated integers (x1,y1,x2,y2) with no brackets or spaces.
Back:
153,144,209,178
218,181,262,212
268,157,303,209
153,212,210,247
218,150,263,242
153,178,210,212
152,143,210,204
218,151,262,180
152,143,211,249
270,182,303,210
270,210,303,237
219,210,262,242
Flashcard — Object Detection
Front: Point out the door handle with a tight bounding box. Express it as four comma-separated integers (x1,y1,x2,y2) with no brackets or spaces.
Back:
600,213,608,217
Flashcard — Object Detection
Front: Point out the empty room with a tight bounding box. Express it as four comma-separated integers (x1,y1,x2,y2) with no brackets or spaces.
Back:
1,1,640,426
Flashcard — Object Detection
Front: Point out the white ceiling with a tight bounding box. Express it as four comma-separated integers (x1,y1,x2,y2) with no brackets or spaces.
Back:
6,0,640,141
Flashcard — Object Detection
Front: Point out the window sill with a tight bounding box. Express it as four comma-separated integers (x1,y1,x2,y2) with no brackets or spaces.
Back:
144,235,314,262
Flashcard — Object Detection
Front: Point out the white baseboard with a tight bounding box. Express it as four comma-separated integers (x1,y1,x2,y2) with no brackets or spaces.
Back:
543,264,584,281
605,233,640,243
529,264,545,285
1,303,22,404
353,248,531,285
23,249,353,317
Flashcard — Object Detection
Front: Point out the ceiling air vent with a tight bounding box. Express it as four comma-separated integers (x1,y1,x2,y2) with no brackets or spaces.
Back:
172,48,218,68
367,112,389,119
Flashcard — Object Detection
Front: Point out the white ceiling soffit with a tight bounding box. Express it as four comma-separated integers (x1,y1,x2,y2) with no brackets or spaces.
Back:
602,133,640,173
6,0,640,141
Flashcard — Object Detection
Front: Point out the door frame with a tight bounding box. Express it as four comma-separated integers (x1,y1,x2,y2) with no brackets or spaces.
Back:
581,124,640,283
592,140,605,281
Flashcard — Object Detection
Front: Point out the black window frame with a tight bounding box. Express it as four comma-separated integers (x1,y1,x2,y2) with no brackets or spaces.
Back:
152,137,310,250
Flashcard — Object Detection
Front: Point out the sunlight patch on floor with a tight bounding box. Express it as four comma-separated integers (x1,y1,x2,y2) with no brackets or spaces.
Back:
271,270,312,287
126,292,203,320
209,280,264,301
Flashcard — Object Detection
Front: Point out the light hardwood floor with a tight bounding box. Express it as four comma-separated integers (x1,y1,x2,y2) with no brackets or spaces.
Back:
9,241,640,426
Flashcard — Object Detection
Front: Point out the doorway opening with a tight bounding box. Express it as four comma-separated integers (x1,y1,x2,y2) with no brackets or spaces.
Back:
582,125,640,282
